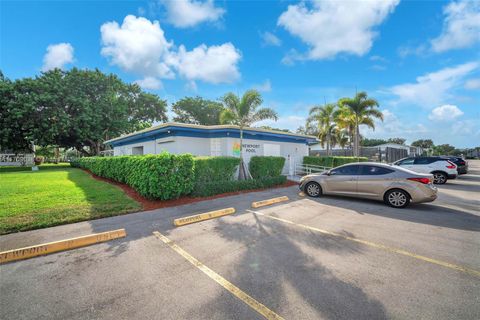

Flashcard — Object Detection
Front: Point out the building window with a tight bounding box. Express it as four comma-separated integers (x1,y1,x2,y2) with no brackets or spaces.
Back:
132,146,144,155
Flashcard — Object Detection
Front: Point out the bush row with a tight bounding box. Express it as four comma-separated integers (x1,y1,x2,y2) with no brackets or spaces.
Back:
191,176,287,197
249,156,285,179
194,157,240,183
71,154,195,200
303,156,368,168
71,154,287,200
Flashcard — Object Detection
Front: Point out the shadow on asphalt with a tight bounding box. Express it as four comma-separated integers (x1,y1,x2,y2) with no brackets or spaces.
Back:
305,195,480,232
198,213,388,320
437,181,480,193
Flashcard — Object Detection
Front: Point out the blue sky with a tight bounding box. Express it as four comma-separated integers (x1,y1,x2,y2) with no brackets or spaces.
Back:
1,0,479,147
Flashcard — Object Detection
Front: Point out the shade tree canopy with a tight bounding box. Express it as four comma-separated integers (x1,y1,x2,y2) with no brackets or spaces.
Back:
0,68,168,155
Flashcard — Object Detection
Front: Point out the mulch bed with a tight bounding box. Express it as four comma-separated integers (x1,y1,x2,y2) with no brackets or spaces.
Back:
82,169,297,211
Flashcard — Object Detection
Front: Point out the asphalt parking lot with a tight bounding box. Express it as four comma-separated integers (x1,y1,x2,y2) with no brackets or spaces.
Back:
1,161,479,319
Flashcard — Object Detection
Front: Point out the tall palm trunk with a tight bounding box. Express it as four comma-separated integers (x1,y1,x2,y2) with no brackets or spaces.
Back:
326,131,331,156
354,115,360,157
238,127,251,180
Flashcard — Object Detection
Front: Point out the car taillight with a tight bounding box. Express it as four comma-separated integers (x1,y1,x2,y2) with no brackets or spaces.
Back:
407,177,431,184
446,160,456,169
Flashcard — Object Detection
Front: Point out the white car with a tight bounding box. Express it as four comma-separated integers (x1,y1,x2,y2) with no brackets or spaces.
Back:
393,157,457,184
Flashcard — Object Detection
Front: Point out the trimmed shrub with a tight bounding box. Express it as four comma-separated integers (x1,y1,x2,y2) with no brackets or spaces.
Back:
72,154,287,200
71,153,195,200
194,157,240,183
191,176,287,197
303,156,368,168
249,156,285,179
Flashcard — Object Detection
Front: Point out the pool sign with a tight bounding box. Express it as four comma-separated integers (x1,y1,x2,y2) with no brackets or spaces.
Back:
232,142,260,156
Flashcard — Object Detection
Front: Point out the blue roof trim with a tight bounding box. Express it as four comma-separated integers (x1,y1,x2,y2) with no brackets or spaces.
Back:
109,125,317,147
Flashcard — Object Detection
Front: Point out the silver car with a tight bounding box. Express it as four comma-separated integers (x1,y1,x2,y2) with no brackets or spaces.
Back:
299,162,437,208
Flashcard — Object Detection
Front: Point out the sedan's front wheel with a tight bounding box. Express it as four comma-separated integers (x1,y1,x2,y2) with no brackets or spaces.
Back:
305,182,322,197
385,189,410,208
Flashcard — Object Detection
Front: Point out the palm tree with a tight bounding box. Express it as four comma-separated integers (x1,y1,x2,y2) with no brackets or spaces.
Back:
220,89,278,180
334,104,356,149
335,129,349,150
307,103,337,156
338,92,383,157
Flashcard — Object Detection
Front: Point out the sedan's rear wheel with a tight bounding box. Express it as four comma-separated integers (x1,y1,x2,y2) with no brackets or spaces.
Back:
305,182,321,197
385,189,410,208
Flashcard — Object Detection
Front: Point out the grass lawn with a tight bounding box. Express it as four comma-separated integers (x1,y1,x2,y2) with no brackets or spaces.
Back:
0,165,141,234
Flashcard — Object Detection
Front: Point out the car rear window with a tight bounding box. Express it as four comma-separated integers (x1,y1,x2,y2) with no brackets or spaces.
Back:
414,158,434,164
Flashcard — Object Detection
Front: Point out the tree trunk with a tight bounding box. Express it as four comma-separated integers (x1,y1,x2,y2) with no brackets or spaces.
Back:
354,116,360,158
326,131,331,156
238,127,252,180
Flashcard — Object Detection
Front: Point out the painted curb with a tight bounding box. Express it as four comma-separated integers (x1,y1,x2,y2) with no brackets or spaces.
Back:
174,208,235,226
0,229,126,264
252,196,289,208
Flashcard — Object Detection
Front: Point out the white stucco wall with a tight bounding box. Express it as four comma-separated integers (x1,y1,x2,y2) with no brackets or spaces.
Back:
113,136,308,175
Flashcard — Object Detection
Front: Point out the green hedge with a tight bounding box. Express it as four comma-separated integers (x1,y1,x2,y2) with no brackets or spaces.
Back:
72,154,287,200
303,156,368,168
191,176,287,197
249,156,285,179
194,157,240,183
71,153,195,200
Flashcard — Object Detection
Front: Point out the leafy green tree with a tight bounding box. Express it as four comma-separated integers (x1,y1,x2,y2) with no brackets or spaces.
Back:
296,124,319,136
361,138,387,147
0,73,39,152
411,139,434,149
0,68,168,155
387,137,406,145
171,96,225,125
307,103,337,155
432,144,456,155
220,89,278,179
338,92,383,157
257,126,291,133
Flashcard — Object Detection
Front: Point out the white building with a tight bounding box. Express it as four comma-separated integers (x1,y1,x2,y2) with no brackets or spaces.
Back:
105,123,318,174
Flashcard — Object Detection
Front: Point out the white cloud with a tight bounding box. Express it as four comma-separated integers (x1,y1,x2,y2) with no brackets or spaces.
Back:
42,43,74,71
361,109,428,142
278,0,399,61
370,55,388,62
162,0,225,28
431,0,480,52
171,43,241,84
254,79,272,92
389,61,479,108
100,15,241,87
465,78,480,90
134,77,163,90
428,105,464,121
260,31,282,47
100,15,175,79
451,119,480,136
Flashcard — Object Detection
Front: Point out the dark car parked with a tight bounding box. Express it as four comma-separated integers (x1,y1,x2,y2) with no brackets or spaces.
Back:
441,156,468,174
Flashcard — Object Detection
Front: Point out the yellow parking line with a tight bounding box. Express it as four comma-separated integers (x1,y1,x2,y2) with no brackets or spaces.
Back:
153,231,284,320
247,210,480,278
